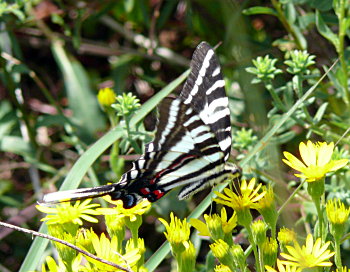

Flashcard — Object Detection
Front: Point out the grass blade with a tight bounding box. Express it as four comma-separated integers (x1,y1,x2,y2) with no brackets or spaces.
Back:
52,40,105,142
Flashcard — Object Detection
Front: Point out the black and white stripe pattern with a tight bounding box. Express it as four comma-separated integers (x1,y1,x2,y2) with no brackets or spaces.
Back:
42,42,241,208
180,43,232,161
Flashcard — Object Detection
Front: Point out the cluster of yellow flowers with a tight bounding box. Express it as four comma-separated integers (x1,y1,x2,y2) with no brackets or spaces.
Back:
37,198,151,272
159,141,349,272
36,141,349,272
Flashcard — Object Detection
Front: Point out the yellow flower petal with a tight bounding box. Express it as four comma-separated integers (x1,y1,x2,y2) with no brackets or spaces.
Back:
299,141,315,166
283,152,306,172
190,218,210,236
317,142,333,166
328,159,349,172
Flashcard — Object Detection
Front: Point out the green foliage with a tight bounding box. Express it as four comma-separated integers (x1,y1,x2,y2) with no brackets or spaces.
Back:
0,0,33,21
246,56,282,84
284,50,316,75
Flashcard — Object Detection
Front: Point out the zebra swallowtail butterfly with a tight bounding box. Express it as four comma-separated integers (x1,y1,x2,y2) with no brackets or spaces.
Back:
43,42,241,208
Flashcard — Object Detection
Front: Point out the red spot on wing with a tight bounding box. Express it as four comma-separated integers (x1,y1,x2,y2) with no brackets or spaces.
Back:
140,187,151,195
153,190,164,199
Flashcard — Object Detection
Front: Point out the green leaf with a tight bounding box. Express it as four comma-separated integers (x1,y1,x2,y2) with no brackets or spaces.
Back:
11,63,30,74
285,3,296,24
308,0,333,11
316,10,339,50
0,136,56,173
297,13,315,30
0,179,12,195
0,100,17,138
18,224,49,272
291,25,307,49
124,0,135,13
342,17,350,32
0,136,34,157
242,6,277,16
270,131,296,144
51,40,106,143
35,115,68,128
313,102,328,123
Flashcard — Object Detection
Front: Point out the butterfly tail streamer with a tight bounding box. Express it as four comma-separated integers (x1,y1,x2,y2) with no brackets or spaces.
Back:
41,184,117,204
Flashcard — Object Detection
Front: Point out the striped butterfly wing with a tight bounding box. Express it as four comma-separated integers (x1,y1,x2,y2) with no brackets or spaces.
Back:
180,42,232,161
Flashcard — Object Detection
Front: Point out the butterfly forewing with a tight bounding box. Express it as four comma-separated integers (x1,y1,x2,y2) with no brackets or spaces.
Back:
180,42,232,161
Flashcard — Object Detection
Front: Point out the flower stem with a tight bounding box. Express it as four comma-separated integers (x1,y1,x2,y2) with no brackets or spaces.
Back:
124,115,142,154
245,225,262,272
278,181,305,216
337,0,350,104
265,82,286,111
313,196,323,239
270,0,305,49
293,75,313,123
334,236,342,269
258,247,264,272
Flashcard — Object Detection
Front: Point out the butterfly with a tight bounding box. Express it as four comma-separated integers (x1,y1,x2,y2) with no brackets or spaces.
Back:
43,42,241,208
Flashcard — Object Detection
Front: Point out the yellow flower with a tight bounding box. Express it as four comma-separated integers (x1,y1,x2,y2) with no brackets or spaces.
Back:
76,228,95,253
265,259,302,272
210,239,228,259
41,256,66,272
159,213,195,270
283,141,348,182
231,244,246,270
258,185,275,210
262,237,278,267
97,196,151,222
280,234,335,269
336,266,350,272
214,178,266,211
210,239,234,266
126,237,146,255
36,199,100,225
326,198,350,225
47,230,76,261
278,227,297,247
97,87,116,107
181,241,196,271
87,232,140,270
257,186,277,233
251,220,267,245
126,238,146,271
159,212,190,246
220,207,238,234
190,208,237,238
214,264,231,272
